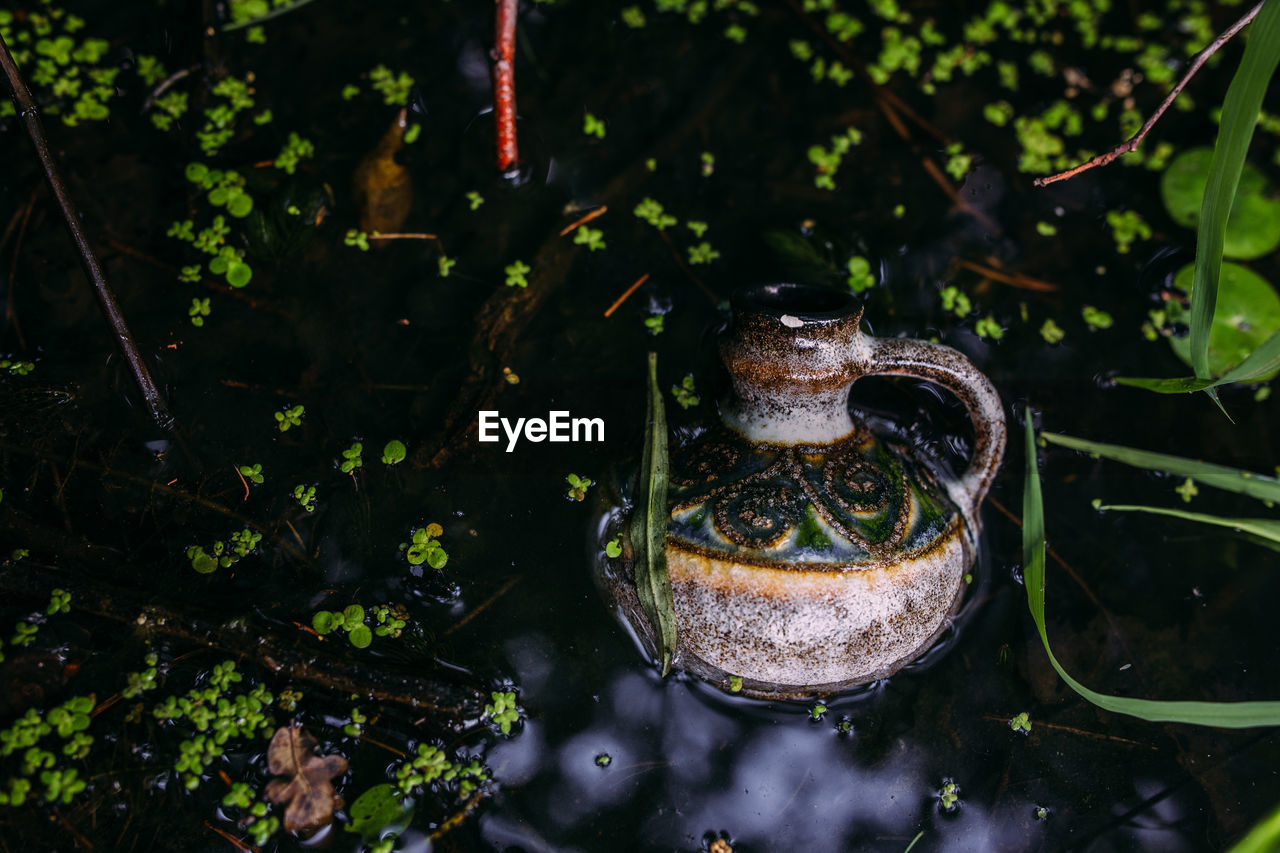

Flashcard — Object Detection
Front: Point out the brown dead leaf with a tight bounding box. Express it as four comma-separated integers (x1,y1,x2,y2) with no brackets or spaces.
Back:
351,107,413,242
263,725,348,834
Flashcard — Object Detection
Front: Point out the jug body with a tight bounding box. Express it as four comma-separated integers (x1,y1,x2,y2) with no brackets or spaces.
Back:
603,283,1006,696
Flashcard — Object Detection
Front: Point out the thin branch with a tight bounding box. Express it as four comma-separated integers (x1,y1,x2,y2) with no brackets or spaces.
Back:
0,33,172,427
444,575,522,637
657,228,718,303
3,190,35,350
987,495,1143,677
140,65,195,113
604,273,651,317
429,790,488,841
491,0,519,174
1034,1,1263,187
202,821,256,853
0,562,493,728
559,206,608,237
367,232,440,241
954,258,1060,292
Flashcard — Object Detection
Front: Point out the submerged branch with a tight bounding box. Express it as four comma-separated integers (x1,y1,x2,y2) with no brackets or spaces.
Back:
0,439,309,565
1034,1,1263,187
0,32,172,428
0,563,492,729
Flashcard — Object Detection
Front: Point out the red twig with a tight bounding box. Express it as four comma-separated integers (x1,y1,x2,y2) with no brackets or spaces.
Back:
366,232,440,241
954,258,1060,293
559,205,608,236
492,0,519,175
203,820,256,853
604,273,651,317
1034,1,1262,187
233,465,250,502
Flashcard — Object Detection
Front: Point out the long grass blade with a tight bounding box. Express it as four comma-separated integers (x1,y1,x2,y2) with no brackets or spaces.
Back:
1116,329,1280,393
629,352,676,676
1228,801,1280,852
1098,504,1280,546
1042,432,1280,504
1188,0,1280,380
1023,411,1280,727
221,0,320,31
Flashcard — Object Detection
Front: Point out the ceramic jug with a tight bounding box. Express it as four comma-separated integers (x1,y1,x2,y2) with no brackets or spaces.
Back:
604,283,1006,697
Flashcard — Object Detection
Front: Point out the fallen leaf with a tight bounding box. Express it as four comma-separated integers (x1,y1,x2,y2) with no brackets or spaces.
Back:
351,107,413,243
263,725,348,834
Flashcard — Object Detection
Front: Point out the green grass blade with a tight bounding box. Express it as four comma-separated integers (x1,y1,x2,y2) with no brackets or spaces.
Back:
1023,411,1280,727
1099,504,1280,546
1116,329,1280,393
1189,0,1280,379
1228,801,1280,853
629,352,676,676
1042,431,1280,504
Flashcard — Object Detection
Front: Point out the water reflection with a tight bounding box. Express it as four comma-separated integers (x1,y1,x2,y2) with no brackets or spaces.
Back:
486,661,955,851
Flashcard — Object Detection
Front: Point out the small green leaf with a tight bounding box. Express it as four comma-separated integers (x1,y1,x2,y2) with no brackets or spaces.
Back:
425,544,448,570
228,193,254,218
226,262,252,288
348,624,373,649
312,611,336,634
381,440,407,465
343,604,365,625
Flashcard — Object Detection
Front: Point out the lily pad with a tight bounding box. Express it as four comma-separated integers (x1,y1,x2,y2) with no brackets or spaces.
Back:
1166,262,1280,378
346,783,415,844
1160,147,1280,259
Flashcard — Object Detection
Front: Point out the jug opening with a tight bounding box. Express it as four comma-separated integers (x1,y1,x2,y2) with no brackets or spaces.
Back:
735,282,856,321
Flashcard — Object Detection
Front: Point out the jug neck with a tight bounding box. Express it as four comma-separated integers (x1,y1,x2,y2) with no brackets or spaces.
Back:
719,284,871,446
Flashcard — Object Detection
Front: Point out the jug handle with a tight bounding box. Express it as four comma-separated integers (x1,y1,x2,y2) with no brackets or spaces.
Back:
863,337,1006,508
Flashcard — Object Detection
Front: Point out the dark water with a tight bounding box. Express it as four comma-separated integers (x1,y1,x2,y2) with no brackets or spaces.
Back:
1,0,1278,850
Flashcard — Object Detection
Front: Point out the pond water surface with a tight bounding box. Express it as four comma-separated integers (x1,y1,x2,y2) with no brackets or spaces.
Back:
1,0,1278,851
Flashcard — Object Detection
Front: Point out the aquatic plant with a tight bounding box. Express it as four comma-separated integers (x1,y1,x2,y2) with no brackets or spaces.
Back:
565,473,593,501
275,404,305,431
403,524,448,569
339,441,364,474
483,691,521,735
670,374,699,409
312,605,372,648
505,260,531,288
1024,413,1280,727
381,440,407,465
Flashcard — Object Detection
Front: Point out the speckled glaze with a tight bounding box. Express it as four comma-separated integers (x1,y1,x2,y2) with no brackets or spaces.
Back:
607,283,1005,697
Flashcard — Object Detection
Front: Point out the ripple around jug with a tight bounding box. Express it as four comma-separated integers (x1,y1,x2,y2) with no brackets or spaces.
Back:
596,283,1006,698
